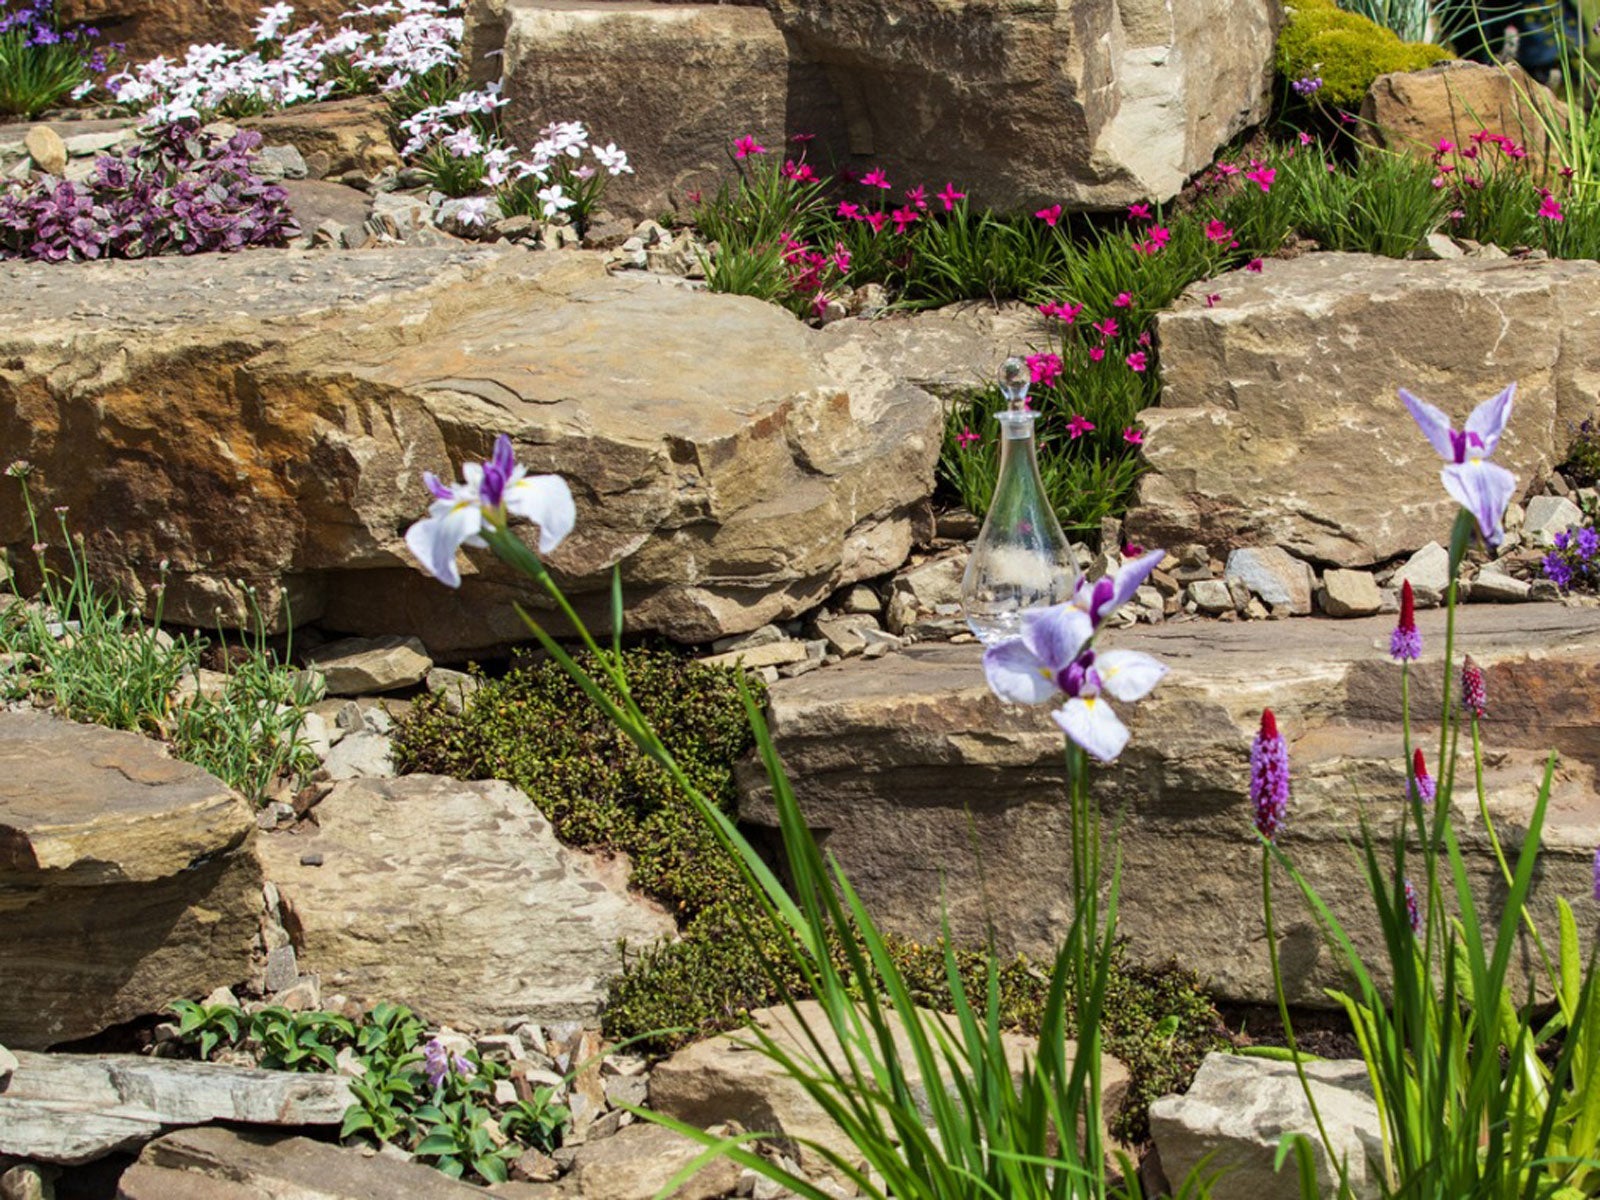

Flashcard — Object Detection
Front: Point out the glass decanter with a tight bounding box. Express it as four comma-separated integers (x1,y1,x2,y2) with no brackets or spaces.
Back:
960,358,1079,644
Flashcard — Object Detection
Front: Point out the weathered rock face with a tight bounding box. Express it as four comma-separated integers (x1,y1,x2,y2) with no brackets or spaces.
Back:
0,247,941,652
649,1000,1125,1185
122,1127,494,1200
55,0,350,62
1150,1054,1382,1200
255,775,676,1025
239,98,402,181
1126,255,1600,566
1361,61,1566,163
481,0,1276,217
0,1051,353,1166
0,712,262,1050
738,605,1600,1003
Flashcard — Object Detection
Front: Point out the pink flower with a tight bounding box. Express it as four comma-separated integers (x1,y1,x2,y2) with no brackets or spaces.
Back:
1113,292,1133,309
1066,414,1096,438
811,292,830,317
1540,194,1565,222
864,211,889,233
1026,352,1064,386
1088,346,1106,363
831,242,852,272
734,135,766,159
1246,258,1264,273
1204,293,1220,308
1039,300,1083,324
1093,317,1119,339
905,185,928,210
1435,138,1454,156
956,426,980,449
861,168,891,190
837,201,862,220
1461,144,1479,160
937,182,966,211
1298,131,1313,146
1035,203,1063,226
1149,225,1171,248
1137,331,1151,347
1205,219,1234,245
891,205,920,233
790,132,815,144
782,159,817,183
1339,111,1356,125
1123,427,1144,445
1561,165,1576,179
1127,203,1152,221
1245,163,1276,193
1126,351,1148,373
1214,162,1240,177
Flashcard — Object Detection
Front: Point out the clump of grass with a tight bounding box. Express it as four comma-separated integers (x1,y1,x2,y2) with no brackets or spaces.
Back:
0,466,318,802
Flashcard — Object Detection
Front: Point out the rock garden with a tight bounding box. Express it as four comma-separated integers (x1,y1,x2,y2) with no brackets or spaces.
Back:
4,0,1600,1197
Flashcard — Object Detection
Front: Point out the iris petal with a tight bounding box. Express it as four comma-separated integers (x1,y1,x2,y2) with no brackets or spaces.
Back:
1020,603,1092,672
1441,459,1517,549
1399,388,1458,462
983,637,1060,706
1095,649,1168,702
1053,696,1130,763
403,500,484,589
1464,383,1515,461
503,474,576,554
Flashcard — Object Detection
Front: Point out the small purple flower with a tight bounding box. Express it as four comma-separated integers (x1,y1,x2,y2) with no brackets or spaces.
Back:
1404,877,1421,934
1410,748,1435,805
1580,527,1600,561
1400,384,1518,548
1594,846,1600,903
1251,709,1290,841
422,1037,476,1088
1462,655,1487,720
1543,552,1575,590
1292,75,1324,97
1390,580,1422,662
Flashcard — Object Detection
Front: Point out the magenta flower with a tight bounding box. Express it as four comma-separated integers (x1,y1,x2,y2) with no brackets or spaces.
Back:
1035,203,1062,226
1127,203,1152,221
1123,427,1144,445
1027,352,1064,386
1126,351,1148,373
1039,300,1083,324
1246,258,1264,273
1539,193,1564,222
1093,317,1119,339
937,182,966,211
1298,131,1314,146
891,205,920,233
956,426,980,449
1245,163,1276,193
1399,383,1517,548
733,135,766,159
1410,748,1435,805
905,185,928,210
1204,293,1220,308
1404,878,1422,934
864,211,889,233
1114,292,1133,308
1390,580,1422,661
1066,414,1095,439
861,167,891,190
1251,709,1290,841
405,435,575,589
1149,225,1171,248
1088,346,1106,363
1462,655,1487,719
782,159,817,183
1593,847,1600,903
1204,219,1234,245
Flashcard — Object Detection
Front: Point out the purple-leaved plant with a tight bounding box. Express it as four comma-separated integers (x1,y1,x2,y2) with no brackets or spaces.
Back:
0,120,299,261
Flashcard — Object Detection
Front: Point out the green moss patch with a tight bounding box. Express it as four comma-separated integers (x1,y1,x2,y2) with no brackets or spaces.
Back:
1278,0,1453,106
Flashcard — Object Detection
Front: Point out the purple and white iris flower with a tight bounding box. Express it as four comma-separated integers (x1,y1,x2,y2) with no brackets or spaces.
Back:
404,434,575,588
1399,384,1518,548
982,550,1169,763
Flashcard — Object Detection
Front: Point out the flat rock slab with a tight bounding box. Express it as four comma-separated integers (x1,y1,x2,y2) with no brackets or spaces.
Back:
0,1051,352,1165
256,775,676,1026
0,247,940,652
739,604,1600,1003
1128,254,1600,566
121,1125,496,1200
0,712,261,1049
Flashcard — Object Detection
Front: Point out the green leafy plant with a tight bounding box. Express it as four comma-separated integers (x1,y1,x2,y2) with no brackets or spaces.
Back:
501,1087,570,1154
167,998,243,1061
0,0,112,119
1276,0,1451,107
248,1006,355,1073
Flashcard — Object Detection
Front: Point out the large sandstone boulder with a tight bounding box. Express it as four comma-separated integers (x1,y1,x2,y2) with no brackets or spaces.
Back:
481,0,1277,217
1126,254,1600,566
0,247,941,653
55,0,350,62
256,776,677,1025
0,712,262,1050
738,605,1600,1004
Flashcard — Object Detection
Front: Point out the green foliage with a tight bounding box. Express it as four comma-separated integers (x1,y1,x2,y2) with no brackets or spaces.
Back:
1561,417,1600,488
1277,0,1451,106
0,5,105,119
1332,0,1435,43
168,996,572,1186
392,646,761,918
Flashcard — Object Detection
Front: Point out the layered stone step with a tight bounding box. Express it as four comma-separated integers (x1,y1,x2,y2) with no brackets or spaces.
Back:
738,603,1600,1003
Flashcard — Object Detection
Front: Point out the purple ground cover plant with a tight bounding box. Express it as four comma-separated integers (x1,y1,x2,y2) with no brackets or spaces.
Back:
0,120,299,261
